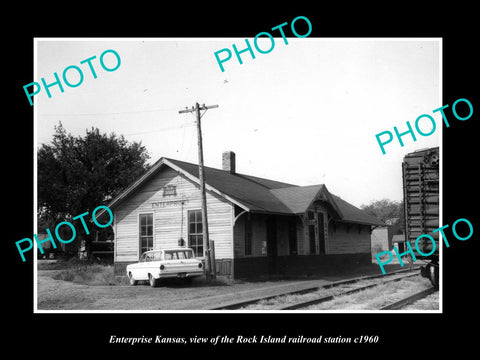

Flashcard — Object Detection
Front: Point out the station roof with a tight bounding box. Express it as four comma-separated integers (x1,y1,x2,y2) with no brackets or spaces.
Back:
103,157,383,226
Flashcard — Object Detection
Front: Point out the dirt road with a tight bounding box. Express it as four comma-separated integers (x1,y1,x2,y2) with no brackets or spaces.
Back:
37,261,415,311
37,269,335,311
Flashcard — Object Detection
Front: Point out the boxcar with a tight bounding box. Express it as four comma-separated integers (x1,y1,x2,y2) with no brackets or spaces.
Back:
402,147,439,287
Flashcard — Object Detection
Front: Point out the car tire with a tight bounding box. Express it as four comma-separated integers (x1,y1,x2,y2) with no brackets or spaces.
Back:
149,274,159,288
128,272,137,286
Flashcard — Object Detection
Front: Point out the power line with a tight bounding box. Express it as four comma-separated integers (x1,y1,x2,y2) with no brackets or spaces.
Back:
39,106,180,117
124,122,194,136
36,117,195,145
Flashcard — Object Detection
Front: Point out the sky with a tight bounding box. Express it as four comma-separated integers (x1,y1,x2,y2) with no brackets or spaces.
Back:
35,38,441,208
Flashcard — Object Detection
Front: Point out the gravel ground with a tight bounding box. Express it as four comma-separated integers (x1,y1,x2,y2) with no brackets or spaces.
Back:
302,276,439,311
36,263,419,311
37,269,333,310
240,272,419,310
403,292,439,311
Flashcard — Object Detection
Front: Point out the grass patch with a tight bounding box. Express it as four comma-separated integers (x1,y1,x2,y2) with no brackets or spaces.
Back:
45,258,230,287
240,275,431,310
38,257,112,270
49,259,127,286
306,276,432,310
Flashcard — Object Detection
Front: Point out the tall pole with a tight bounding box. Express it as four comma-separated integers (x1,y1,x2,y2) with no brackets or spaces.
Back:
195,103,211,280
179,103,218,280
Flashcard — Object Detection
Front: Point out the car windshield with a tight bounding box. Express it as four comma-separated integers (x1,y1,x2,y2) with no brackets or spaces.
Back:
164,250,194,260
141,251,162,262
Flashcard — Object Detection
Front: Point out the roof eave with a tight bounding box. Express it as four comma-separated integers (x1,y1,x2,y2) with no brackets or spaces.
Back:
164,159,251,212
108,157,166,207
333,218,385,227
304,185,343,219
97,158,251,219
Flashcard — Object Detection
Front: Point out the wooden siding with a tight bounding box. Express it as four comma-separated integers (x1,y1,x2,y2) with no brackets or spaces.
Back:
233,214,245,257
296,202,372,256
296,216,305,254
298,220,371,255
234,213,267,257
276,219,289,256
114,167,233,262
252,215,268,256
298,203,329,255
328,221,371,254
234,214,303,258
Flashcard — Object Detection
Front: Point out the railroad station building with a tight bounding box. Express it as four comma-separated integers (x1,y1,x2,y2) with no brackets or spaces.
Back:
106,151,383,278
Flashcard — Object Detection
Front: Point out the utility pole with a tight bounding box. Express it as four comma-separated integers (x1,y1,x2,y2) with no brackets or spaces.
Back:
179,103,218,280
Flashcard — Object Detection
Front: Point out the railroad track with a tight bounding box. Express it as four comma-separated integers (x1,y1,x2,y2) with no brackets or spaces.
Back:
211,268,421,310
380,287,437,310
279,277,438,311
278,272,420,310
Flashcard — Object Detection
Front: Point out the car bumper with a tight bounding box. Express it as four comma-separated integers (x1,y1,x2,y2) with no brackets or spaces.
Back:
158,270,204,279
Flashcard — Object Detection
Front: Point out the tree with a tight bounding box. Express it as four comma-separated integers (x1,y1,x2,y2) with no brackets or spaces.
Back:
38,122,150,257
360,199,405,229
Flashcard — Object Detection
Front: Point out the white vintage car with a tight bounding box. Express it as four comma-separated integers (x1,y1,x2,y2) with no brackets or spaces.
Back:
126,248,204,287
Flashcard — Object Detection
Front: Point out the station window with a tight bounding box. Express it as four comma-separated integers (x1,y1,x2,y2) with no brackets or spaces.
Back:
188,210,203,257
309,224,316,254
317,212,326,254
139,213,153,255
162,185,177,197
307,211,315,220
288,218,297,255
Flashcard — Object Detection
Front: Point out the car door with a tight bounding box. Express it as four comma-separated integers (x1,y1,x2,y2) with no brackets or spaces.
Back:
149,250,162,274
135,252,150,280
144,251,160,276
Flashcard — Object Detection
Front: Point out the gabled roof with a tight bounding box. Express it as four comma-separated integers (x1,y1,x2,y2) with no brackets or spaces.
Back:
102,156,383,226
330,195,383,226
165,158,294,213
270,185,342,217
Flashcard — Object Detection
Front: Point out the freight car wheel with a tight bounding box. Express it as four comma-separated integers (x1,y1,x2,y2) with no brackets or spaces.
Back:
428,264,439,289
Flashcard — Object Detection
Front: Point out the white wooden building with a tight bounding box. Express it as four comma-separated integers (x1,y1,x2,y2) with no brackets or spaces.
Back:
101,151,383,278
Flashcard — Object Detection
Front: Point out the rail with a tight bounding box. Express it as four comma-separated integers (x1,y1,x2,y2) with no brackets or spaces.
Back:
279,272,419,310
380,287,437,310
211,267,421,310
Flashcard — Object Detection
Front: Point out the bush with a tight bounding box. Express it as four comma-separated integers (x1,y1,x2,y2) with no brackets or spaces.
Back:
52,262,121,285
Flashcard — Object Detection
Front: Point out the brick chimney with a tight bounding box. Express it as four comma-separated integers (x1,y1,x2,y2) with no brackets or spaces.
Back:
222,151,236,174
